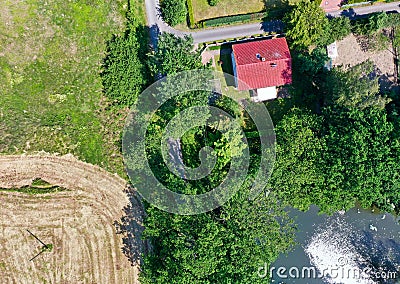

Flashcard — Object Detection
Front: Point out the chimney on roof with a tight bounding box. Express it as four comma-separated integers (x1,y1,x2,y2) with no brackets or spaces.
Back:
261,57,266,62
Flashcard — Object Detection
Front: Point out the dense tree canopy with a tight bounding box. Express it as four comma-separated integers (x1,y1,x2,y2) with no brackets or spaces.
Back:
147,33,203,77
284,0,328,49
268,108,325,211
323,61,390,110
269,56,400,214
102,17,148,106
325,16,352,44
135,32,296,283
160,0,187,26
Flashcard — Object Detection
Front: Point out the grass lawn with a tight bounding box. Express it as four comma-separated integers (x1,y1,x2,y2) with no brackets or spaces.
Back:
192,0,265,22
212,51,250,103
0,0,145,175
214,52,235,85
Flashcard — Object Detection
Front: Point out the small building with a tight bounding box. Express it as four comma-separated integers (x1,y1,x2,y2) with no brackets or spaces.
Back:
327,41,338,59
231,37,292,102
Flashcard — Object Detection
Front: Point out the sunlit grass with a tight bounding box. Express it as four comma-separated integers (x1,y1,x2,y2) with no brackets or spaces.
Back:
0,0,145,175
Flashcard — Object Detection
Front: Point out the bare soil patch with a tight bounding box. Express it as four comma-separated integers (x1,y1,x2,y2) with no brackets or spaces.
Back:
0,154,143,283
333,33,396,81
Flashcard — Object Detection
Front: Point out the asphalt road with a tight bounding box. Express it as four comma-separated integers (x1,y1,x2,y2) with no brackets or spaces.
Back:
145,0,400,45
327,1,400,18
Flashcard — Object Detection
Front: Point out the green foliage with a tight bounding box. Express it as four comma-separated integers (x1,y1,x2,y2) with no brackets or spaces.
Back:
140,194,295,283
137,33,296,283
161,0,188,26
346,0,369,4
268,108,326,211
284,0,328,49
393,26,400,49
385,13,400,28
186,0,196,28
323,61,390,110
324,16,352,44
203,12,265,27
147,33,203,76
0,0,131,173
351,12,396,35
43,244,54,252
272,48,400,214
102,19,148,106
290,47,328,109
322,106,400,213
3,184,66,195
208,0,220,6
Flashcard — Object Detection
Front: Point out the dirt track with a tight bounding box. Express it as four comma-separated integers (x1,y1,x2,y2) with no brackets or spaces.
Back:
0,154,143,284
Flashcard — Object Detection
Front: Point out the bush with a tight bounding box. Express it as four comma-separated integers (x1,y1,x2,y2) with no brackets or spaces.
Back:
186,0,196,28
385,13,400,27
351,12,398,35
324,16,351,44
346,0,369,4
102,21,148,106
160,0,187,26
208,0,219,6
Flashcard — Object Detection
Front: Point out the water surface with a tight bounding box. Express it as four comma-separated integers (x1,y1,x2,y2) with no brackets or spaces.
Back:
270,206,400,284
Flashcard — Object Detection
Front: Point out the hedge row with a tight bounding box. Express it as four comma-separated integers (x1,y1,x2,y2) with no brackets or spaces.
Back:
202,12,265,27
186,0,195,28
351,12,400,35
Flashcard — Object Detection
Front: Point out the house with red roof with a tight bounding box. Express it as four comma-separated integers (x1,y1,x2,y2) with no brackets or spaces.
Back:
231,37,292,101
320,0,341,13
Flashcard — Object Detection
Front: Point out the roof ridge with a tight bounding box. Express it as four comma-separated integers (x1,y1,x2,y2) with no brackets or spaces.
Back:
235,57,291,67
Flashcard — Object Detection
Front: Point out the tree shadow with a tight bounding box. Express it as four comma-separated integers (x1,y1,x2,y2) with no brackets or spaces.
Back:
262,0,291,22
340,8,357,20
148,24,161,50
114,185,149,267
218,46,236,87
280,54,292,85
261,20,284,33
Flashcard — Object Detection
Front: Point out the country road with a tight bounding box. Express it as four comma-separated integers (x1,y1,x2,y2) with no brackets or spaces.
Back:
328,1,400,18
144,0,400,45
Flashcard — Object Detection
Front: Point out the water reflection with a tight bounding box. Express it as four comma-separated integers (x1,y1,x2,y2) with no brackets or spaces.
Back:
271,206,400,284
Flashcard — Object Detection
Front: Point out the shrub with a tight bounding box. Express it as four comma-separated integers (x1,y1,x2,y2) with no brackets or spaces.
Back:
160,0,187,26
186,0,196,28
102,22,148,106
351,12,398,35
323,16,351,44
208,0,219,6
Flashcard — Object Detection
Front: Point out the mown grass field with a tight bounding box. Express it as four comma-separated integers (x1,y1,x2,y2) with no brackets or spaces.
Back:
191,0,265,22
0,0,145,175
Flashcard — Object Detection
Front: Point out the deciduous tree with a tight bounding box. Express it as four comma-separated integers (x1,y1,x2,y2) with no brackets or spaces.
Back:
284,0,328,49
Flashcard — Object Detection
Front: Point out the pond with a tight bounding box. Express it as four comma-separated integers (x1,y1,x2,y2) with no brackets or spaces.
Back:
270,205,400,283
